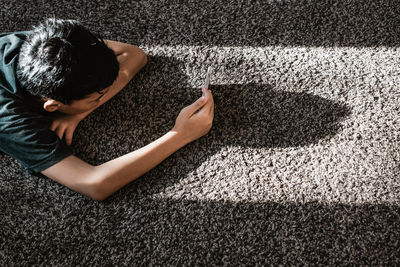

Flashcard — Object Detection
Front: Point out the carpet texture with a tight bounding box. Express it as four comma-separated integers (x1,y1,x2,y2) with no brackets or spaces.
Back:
1,0,399,265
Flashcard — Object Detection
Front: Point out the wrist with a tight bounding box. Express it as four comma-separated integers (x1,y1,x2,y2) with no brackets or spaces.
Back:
74,110,92,121
169,129,191,147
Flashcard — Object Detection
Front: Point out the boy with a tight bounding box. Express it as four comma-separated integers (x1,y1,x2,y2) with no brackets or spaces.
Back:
0,18,214,201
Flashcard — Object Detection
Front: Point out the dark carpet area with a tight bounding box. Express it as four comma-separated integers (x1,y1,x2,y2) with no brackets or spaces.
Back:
1,0,399,265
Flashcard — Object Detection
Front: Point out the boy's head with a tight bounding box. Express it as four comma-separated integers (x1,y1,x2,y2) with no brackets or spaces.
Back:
17,18,119,113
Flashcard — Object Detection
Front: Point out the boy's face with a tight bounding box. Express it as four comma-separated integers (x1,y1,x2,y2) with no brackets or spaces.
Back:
61,89,108,114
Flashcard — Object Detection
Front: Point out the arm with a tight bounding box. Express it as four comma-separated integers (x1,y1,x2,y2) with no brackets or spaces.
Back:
42,131,187,201
77,40,148,118
42,87,214,201
50,40,148,145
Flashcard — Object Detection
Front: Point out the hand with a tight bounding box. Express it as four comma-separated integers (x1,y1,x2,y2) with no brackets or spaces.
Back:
49,113,84,146
172,87,214,144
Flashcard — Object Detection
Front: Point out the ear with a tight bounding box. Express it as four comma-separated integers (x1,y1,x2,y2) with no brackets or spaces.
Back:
43,98,62,112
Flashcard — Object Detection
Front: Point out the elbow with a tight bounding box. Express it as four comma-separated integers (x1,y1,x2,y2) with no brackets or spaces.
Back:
81,186,106,202
91,195,107,202
90,183,109,202
89,188,107,202
139,48,148,68
67,180,108,202
122,46,148,80
132,45,148,69
85,177,110,202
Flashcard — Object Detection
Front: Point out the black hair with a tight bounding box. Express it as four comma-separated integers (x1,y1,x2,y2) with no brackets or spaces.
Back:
17,18,119,104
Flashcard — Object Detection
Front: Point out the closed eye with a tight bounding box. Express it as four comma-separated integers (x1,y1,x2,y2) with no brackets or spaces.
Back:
88,95,103,103
88,88,108,103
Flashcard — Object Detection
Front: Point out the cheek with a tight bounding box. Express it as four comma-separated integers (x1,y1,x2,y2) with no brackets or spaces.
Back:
73,102,97,114
87,101,98,110
82,100,97,109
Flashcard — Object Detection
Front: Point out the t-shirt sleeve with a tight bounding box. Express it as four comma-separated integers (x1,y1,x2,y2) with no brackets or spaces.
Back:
0,108,72,174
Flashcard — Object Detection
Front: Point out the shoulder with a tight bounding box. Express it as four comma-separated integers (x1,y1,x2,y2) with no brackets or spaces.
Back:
0,31,32,48
0,31,32,96
0,31,32,61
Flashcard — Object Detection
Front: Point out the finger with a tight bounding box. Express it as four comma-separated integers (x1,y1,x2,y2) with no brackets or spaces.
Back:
207,103,214,117
201,86,207,96
55,126,65,141
202,89,214,116
65,128,74,146
203,86,213,99
197,99,213,118
194,88,212,114
209,101,214,116
49,121,57,132
187,95,208,116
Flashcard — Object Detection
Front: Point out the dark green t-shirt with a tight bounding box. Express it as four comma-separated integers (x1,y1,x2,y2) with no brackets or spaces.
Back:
0,31,72,173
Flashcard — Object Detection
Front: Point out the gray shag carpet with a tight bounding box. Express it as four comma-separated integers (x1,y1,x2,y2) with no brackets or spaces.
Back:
1,0,399,265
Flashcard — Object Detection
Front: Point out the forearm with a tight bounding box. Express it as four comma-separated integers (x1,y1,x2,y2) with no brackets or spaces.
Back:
92,130,189,200
41,130,188,201
77,44,148,120
42,88,214,202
